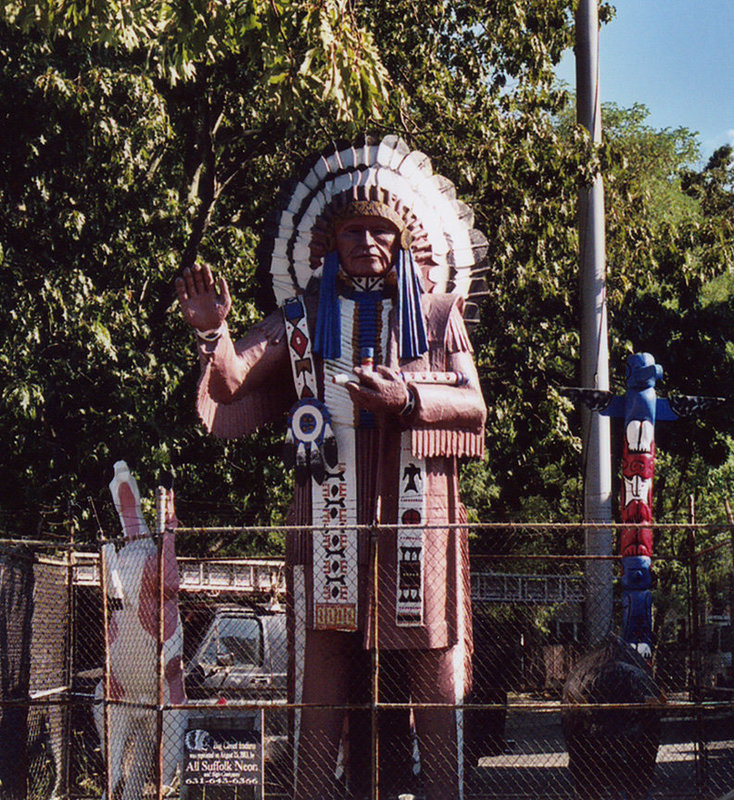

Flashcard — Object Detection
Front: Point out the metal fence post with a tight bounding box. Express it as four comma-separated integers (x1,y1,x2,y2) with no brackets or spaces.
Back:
724,499,734,679
688,496,707,793
156,485,167,800
99,540,113,800
63,545,75,799
260,706,266,800
371,523,380,800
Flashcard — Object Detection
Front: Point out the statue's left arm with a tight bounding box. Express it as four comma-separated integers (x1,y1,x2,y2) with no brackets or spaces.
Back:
347,295,486,458
408,350,485,430
407,298,486,458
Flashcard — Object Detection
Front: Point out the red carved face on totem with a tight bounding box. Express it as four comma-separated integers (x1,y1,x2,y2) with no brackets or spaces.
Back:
620,521,653,558
623,500,654,525
621,448,655,481
621,448,654,521
335,216,400,278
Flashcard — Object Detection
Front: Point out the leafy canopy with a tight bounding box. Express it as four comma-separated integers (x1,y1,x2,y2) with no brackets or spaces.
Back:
2,0,390,120
1,1,733,553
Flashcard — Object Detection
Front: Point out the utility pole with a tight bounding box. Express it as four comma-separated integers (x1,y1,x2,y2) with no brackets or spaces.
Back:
576,0,614,646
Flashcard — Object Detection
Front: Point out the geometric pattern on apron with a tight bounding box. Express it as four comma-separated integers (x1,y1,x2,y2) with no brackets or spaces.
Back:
312,296,366,630
396,432,426,626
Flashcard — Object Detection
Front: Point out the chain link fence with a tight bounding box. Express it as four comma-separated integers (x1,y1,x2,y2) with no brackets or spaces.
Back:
0,544,72,800
2,521,734,799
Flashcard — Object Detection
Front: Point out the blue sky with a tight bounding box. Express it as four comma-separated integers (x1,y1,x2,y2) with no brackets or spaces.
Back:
555,0,734,161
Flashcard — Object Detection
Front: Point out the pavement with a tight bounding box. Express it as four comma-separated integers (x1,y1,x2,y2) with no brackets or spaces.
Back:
466,699,734,799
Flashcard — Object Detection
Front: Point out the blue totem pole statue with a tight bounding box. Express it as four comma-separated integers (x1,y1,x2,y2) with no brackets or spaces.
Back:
562,352,724,658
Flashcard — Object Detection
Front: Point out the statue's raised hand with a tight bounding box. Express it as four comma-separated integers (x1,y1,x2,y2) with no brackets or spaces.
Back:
175,263,231,332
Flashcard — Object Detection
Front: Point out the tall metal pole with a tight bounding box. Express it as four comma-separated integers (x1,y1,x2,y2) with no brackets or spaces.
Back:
576,0,614,646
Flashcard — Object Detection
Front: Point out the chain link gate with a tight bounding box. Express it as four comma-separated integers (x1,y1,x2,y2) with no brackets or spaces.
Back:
3,519,734,799
0,543,72,800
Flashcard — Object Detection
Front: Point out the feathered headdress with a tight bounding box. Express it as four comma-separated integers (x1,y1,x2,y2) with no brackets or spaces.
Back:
259,134,489,329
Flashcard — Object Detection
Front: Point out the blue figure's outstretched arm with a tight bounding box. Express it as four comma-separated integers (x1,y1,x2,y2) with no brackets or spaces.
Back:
558,388,624,416
659,395,726,421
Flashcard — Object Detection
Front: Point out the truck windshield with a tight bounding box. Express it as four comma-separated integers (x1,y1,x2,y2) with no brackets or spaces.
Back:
203,616,263,667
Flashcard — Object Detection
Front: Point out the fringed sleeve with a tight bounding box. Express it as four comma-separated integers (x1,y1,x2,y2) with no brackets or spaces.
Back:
195,315,294,439
411,427,484,459
408,294,486,459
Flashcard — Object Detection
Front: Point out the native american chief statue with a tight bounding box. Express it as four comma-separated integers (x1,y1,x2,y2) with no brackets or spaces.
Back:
178,136,488,800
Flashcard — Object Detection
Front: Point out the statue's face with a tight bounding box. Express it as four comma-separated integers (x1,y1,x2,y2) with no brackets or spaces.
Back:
335,215,400,278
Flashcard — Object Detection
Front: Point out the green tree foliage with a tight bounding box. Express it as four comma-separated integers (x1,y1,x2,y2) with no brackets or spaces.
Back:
588,132,734,643
464,94,734,539
357,1,597,526
0,3,389,546
606,133,734,514
1,0,732,558
2,0,390,107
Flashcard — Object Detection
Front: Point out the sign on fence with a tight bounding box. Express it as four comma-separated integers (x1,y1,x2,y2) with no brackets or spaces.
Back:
184,729,262,786
183,712,263,799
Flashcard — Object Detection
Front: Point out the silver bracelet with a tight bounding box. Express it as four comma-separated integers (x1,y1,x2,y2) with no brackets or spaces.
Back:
195,322,227,342
400,387,416,416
